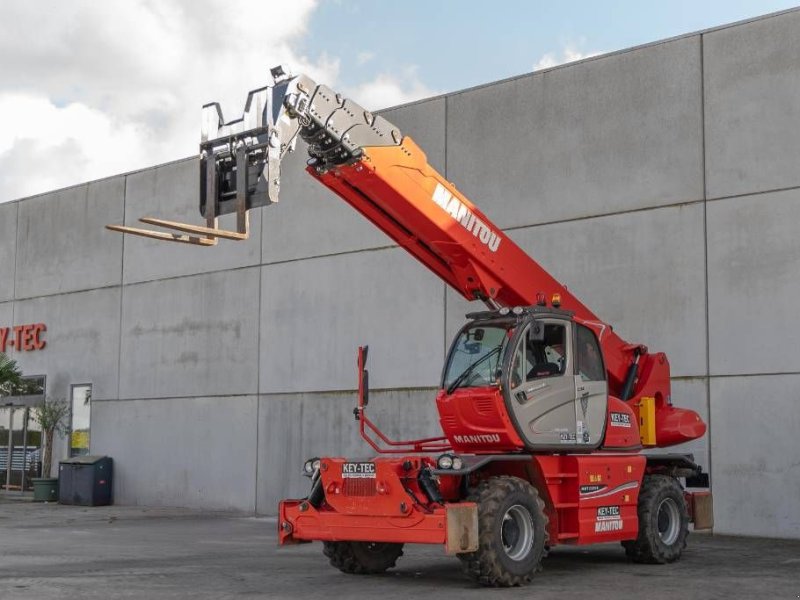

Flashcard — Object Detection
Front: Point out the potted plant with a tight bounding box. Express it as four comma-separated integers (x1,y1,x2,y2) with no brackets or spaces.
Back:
31,398,69,502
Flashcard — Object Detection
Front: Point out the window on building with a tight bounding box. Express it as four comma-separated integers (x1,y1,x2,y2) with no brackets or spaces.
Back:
70,384,91,457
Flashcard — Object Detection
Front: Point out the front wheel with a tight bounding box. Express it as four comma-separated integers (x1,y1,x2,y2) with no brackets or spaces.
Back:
458,476,548,587
623,475,689,564
322,541,404,574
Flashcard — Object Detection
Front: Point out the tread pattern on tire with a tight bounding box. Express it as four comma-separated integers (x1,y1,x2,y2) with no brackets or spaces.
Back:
623,474,689,564
459,476,549,587
322,541,404,575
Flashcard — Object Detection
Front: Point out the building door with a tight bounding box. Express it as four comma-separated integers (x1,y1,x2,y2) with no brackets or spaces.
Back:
0,375,45,489
70,384,91,457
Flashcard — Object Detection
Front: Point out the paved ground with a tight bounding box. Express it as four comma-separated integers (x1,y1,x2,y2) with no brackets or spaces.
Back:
1,494,798,599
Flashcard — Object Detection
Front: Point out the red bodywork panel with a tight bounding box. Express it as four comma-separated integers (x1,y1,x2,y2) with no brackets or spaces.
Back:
532,454,646,545
280,457,454,546
436,387,524,453
602,397,642,450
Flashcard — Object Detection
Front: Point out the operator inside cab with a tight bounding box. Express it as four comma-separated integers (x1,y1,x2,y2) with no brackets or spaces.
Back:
509,323,567,388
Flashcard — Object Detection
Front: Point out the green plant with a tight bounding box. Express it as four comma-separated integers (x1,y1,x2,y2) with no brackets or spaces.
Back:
31,398,69,478
0,352,23,396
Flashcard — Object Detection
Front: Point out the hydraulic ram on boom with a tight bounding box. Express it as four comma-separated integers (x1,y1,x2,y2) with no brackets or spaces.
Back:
108,66,711,587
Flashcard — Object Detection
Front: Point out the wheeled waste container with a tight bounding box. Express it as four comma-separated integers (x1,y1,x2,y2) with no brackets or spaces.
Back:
58,455,113,506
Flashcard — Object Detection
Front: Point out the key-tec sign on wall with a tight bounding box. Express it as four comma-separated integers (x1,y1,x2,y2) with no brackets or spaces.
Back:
0,323,47,352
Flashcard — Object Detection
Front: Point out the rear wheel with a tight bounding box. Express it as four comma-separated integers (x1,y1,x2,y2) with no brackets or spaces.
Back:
623,475,689,564
322,541,404,574
458,476,548,587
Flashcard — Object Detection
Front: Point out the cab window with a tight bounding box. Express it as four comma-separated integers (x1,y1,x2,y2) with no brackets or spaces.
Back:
444,324,511,390
577,325,605,382
510,323,567,388
528,324,566,379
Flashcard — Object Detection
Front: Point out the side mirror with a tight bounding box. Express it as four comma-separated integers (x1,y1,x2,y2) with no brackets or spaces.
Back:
357,345,369,409
465,328,485,341
361,369,369,407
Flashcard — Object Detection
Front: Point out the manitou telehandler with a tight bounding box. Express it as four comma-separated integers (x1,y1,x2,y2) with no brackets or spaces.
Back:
109,66,713,587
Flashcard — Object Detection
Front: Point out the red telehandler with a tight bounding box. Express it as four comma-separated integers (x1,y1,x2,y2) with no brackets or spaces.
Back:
108,66,713,587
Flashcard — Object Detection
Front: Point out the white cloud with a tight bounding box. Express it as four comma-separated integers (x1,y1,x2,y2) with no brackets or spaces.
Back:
356,51,375,66
0,0,329,202
344,67,439,110
0,94,151,198
0,1,439,203
534,44,603,71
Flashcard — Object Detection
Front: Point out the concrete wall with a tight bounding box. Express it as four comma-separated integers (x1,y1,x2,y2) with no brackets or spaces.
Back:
3,9,799,539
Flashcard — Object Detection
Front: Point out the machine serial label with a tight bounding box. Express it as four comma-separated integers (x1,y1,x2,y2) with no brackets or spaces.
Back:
581,480,638,498
341,462,376,479
610,412,632,428
432,184,501,252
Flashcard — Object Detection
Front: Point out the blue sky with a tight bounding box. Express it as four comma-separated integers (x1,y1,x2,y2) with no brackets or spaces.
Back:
0,1,796,202
302,0,798,96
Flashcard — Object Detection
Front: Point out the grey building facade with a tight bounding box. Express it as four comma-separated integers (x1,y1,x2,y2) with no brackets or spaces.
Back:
1,10,799,538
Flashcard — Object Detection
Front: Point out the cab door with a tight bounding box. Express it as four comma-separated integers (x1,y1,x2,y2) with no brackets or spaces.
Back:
506,319,580,448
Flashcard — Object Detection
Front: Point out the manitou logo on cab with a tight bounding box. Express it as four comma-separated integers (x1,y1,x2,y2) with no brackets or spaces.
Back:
453,434,502,444
432,183,501,252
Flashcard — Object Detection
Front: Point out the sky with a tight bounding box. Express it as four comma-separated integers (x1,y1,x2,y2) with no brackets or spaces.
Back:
0,0,796,203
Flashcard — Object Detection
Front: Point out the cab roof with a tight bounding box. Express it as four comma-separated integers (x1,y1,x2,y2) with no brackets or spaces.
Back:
465,305,575,322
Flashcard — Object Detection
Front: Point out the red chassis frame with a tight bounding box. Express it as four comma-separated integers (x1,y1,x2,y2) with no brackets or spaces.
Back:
278,452,651,550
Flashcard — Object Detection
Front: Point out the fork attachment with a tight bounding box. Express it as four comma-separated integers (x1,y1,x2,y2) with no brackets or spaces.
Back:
106,66,304,245
106,64,402,245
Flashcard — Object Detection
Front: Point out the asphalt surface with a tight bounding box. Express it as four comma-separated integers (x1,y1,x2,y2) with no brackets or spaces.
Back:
0,494,798,599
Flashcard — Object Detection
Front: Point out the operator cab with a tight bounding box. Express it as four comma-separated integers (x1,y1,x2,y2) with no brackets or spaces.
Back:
439,306,608,451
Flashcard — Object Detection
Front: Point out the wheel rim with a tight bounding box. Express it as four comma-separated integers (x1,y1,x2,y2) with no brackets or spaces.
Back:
501,504,534,561
656,498,681,546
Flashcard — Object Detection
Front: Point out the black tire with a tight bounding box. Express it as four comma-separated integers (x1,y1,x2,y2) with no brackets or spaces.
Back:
322,541,404,575
458,476,548,587
623,475,689,564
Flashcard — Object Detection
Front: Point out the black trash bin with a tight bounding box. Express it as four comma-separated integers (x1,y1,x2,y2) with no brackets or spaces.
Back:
58,456,113,506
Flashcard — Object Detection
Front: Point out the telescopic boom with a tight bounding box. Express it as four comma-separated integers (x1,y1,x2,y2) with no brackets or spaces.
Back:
108,66,702,446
